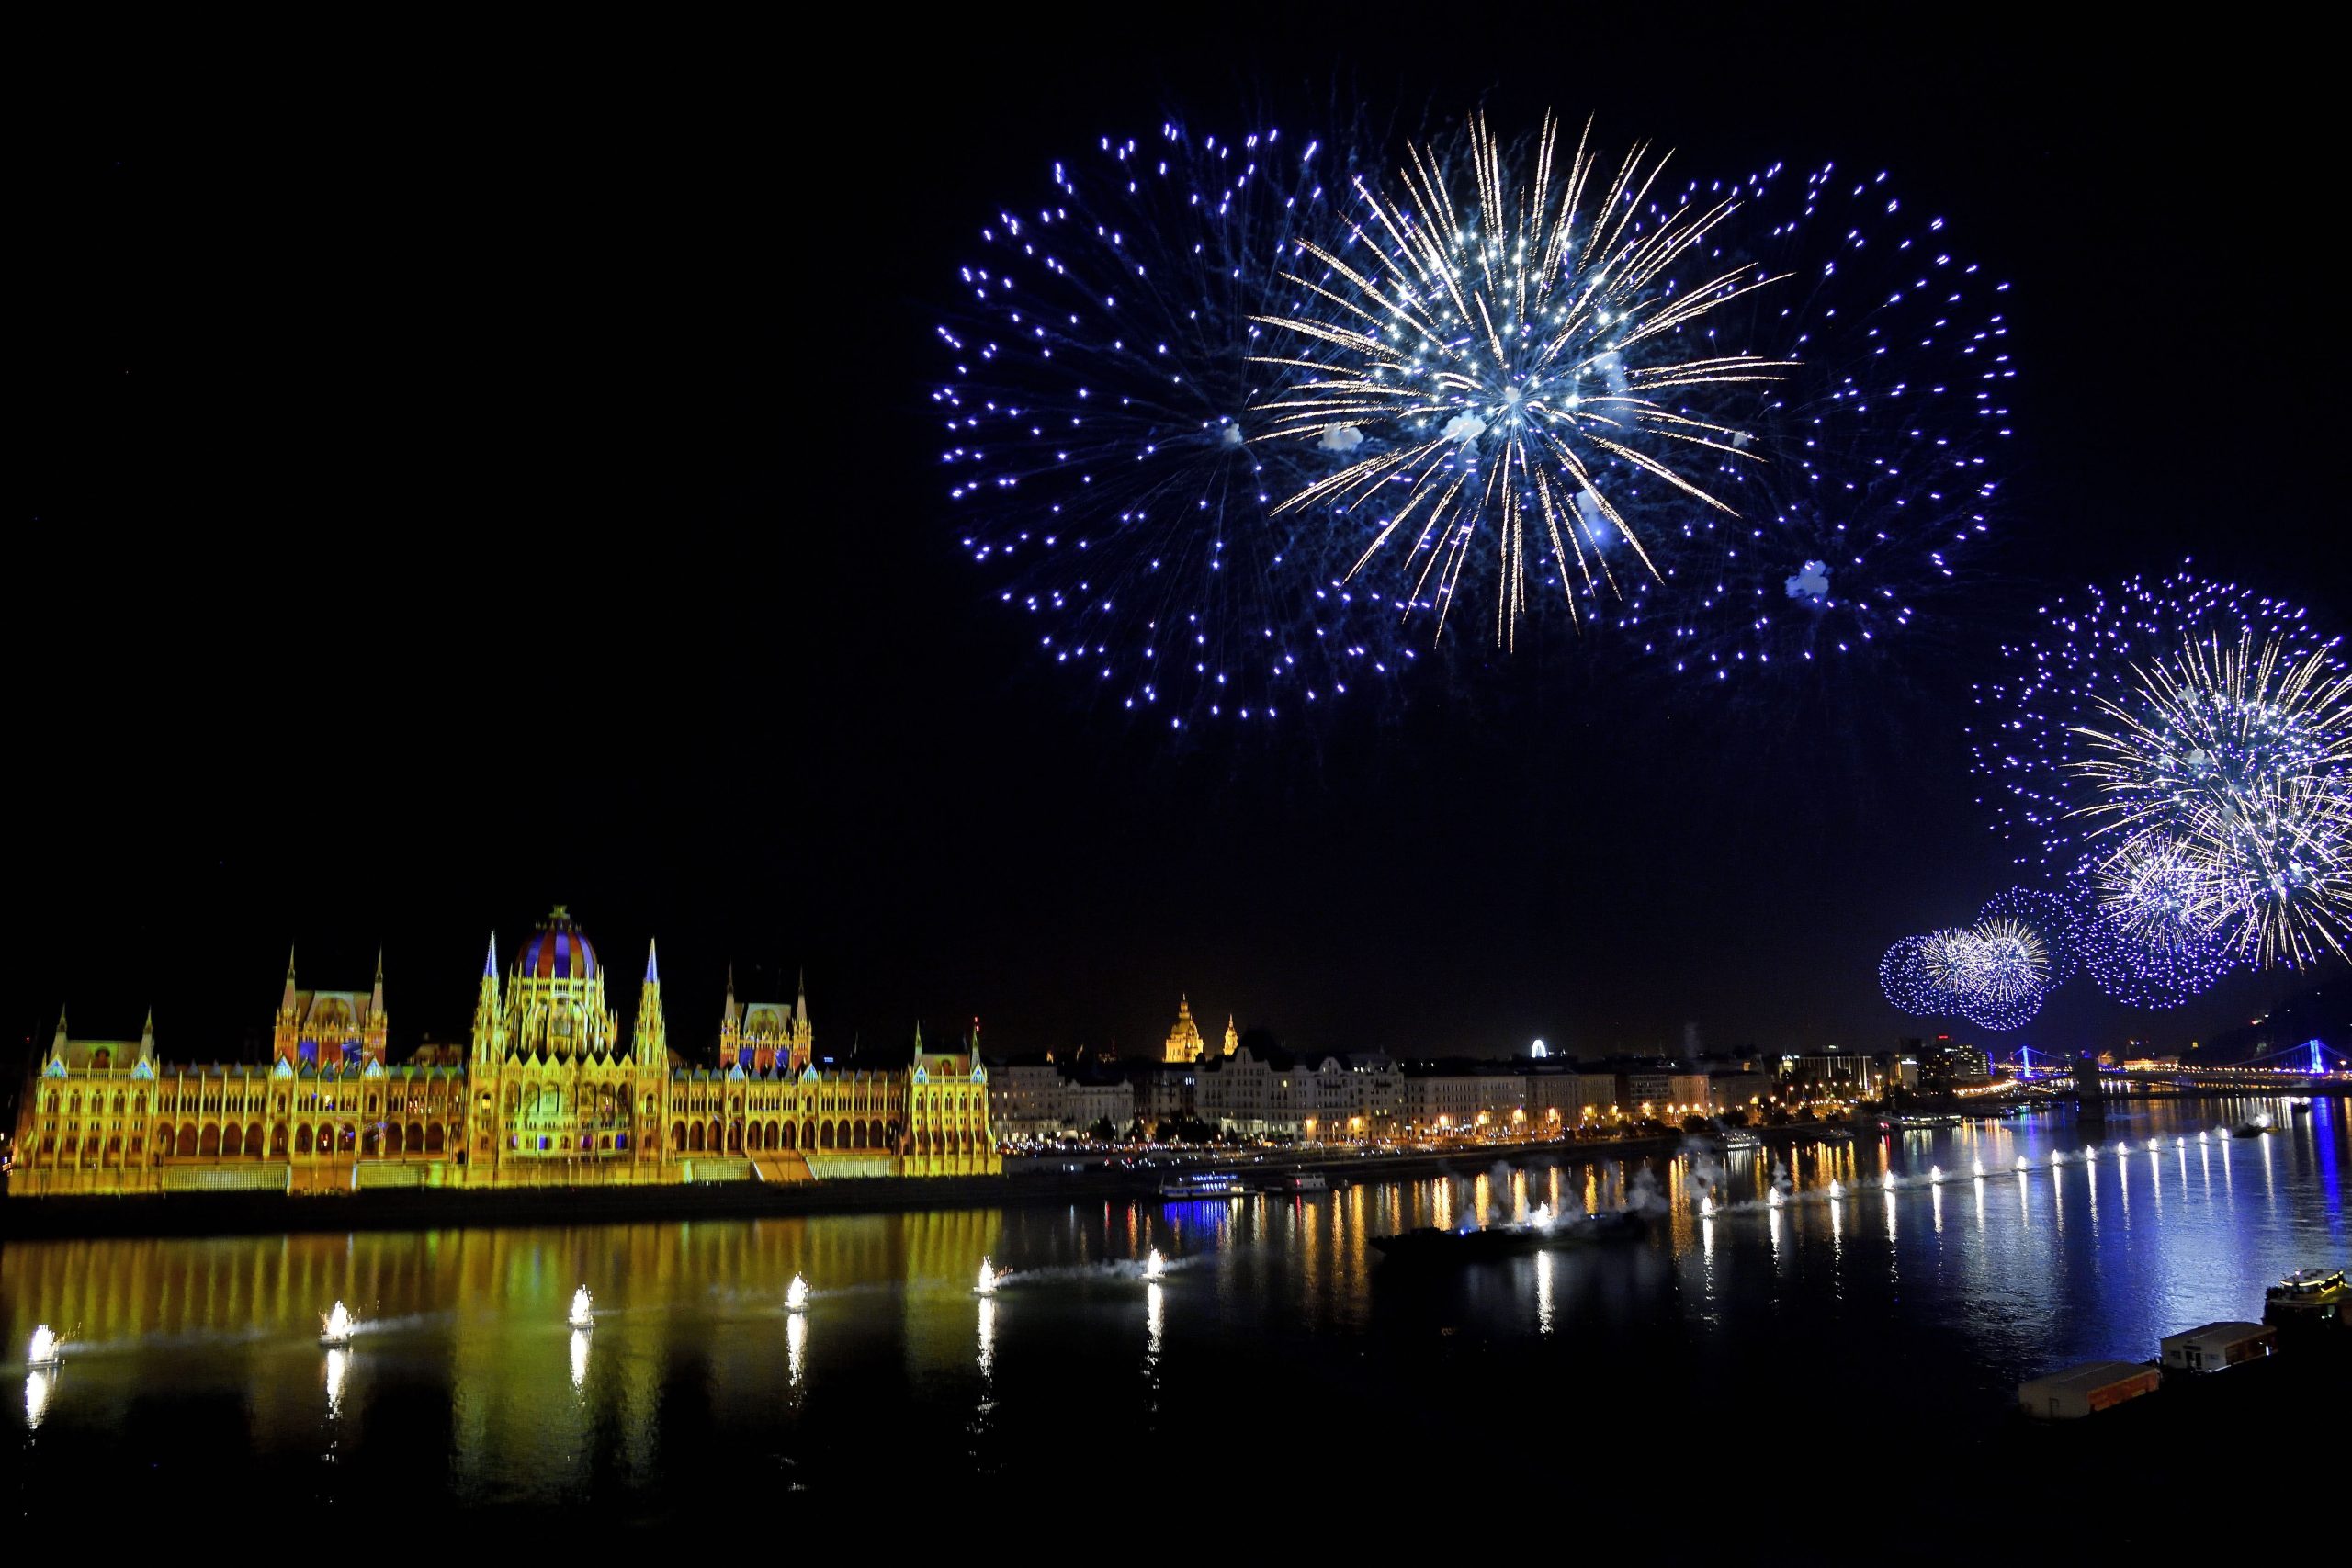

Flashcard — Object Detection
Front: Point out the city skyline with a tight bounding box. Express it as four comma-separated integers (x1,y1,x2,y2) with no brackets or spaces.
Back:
20,900,2321,1073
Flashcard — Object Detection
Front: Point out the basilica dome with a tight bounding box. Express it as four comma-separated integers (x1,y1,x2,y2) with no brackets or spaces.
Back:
514,906,598,982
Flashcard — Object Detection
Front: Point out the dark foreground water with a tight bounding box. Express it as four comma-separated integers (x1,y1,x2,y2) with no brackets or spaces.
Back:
6,1098,2345,1530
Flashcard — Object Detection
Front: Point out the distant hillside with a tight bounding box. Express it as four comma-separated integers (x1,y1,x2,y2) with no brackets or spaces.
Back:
2198,983,2347,1068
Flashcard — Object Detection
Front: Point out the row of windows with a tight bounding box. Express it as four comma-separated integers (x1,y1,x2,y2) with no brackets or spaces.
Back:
43,1089,455,1119
31,1120,460,1162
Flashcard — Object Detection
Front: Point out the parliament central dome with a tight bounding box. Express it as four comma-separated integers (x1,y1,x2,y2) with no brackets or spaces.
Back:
515,906,598,982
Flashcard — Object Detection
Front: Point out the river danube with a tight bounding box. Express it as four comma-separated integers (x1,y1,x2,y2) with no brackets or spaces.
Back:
6,1098,2343,1520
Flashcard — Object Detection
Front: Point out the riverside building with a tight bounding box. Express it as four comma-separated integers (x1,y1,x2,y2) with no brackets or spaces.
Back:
10,906,1000,1197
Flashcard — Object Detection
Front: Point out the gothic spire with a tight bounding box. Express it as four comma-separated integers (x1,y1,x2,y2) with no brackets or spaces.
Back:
634,938,667,1061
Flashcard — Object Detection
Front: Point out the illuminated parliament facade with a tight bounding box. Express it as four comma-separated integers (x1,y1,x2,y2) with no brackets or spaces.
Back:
10,908,1000,1197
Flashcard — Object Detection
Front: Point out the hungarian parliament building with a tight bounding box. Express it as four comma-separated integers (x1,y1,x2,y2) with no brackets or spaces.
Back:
9,908,1000,1197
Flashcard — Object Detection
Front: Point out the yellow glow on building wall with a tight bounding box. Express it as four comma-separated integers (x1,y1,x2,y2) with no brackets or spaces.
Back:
9,908,1001,1197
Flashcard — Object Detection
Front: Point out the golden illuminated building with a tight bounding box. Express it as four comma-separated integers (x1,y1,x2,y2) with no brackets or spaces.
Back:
1159,995,1238,1065
10,906,1000,1197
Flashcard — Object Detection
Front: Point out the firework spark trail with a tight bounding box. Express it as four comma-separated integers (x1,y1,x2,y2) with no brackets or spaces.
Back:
1249,112,1792,649
936,118,1420,730
1618,162,2015,691
1980,886,2081,987
2072,630,2352,966
1967,565,2328,870
1882,914,2054,1028
2074,838,2241,1005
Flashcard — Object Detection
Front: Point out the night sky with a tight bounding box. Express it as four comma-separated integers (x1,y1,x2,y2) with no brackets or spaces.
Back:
17,13,2342,1087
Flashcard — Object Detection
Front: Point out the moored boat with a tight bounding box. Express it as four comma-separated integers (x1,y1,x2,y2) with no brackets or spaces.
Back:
2264,1267,2347,1335
1159,1171,1246,1199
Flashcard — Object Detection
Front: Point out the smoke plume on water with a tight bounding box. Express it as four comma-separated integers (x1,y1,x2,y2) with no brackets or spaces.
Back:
1683,1138,1727,1205
1623,1168,1669,1217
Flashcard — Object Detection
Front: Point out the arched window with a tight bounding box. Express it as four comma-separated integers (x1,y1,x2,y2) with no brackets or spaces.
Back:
295,1125,312,1156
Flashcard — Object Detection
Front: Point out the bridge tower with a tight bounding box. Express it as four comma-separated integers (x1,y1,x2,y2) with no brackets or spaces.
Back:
2075,1049,2107,1124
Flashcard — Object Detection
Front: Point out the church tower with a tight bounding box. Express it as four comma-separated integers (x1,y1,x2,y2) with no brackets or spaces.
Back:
1223,1015,1239,1059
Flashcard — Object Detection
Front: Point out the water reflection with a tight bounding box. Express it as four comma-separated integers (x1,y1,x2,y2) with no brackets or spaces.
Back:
1,1100,2335,1506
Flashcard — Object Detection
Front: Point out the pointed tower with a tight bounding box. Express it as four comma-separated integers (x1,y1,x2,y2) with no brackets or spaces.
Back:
140,1007,155,1057
1223,1014,1239,1059
363,947,390,1064
471,933,503,1061
719,963,742,1070
788,966,813,1072
271,947,307,1066
632,939,667,1061
51,1008,69,1066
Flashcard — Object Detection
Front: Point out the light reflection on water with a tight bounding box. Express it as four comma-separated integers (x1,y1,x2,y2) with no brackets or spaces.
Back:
3,1098,2342,1506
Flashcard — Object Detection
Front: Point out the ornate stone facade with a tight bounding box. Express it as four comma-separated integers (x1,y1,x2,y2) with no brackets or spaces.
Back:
9,906,1001,1196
